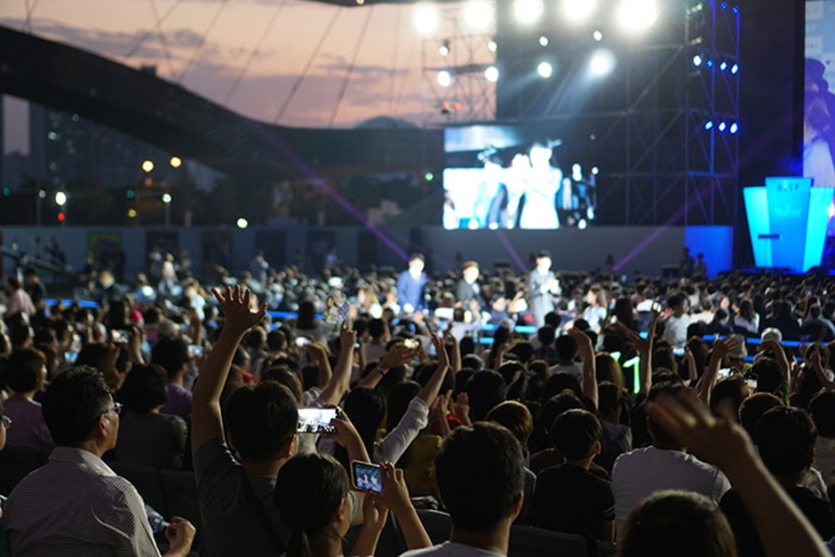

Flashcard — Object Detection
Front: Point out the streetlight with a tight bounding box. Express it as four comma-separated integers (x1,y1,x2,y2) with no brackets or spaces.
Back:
55,191,67,207
236,217,249,229
142,160,154,173
169,156,182,169
162,193,172,227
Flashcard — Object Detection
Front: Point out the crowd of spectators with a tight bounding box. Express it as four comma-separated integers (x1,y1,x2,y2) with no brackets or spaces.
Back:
0,247,834,557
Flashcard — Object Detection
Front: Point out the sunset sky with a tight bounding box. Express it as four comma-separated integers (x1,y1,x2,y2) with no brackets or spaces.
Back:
1,0,496,154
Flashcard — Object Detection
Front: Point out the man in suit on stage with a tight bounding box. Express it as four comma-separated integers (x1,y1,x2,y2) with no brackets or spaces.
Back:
528,250,561,328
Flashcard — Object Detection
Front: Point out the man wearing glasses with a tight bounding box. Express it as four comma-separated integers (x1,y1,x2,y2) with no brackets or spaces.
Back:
2,366,196,556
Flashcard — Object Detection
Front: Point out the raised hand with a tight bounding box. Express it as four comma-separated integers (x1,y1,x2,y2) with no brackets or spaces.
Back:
380,343,415,371
211,285,266,336
339,320,356,350
376,463,413,516
431,333,449,371
645,388,754,476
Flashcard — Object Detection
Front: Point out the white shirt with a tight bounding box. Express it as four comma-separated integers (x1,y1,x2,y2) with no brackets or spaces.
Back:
663,314,691,347
549,363,584,385
612,446,730,533
4,446,160,557
403,541,506,557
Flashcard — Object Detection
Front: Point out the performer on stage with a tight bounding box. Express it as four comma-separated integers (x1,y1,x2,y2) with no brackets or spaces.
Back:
528,250,561,328
396,253,427,314
456,261,485,312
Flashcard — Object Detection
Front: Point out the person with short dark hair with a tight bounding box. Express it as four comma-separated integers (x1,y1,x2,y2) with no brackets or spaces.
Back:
551,334,582,383
533,409,615,542
720,407,835,557
738,392,784,438
397,253,427,315
1,348,54,453
402,423,525,557
152,337,193,420
612,385,730,533
465,370,506,423
191,286,368,557
4,366,196,556
115,364,188,469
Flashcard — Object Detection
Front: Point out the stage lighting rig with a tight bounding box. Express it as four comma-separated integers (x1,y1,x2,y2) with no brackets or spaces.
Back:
437,70,452,87
514,0,544,25
414,3,439,35
484,65,499,82
561,0,598,24
537,61,553,78
616,0,658,34
464,0,492,30
589,49,615,77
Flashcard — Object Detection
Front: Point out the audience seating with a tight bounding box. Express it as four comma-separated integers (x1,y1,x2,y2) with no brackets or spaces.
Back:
0,446,48,497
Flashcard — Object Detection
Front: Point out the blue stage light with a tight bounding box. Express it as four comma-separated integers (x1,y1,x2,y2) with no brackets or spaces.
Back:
718,121,727,132
729,122,738,134
693,54,702,66
706,59,714,68
730,63,739,75
731,6,739,14
719,61,727,71
720,2,728,9
704,120,714,130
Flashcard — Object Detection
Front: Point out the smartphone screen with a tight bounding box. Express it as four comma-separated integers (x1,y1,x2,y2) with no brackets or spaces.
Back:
110,330,129,343
351,461,383,493
297,407,337,434
64,351,78,364
188,344,204,358
672,347,685,357
295,337,311,348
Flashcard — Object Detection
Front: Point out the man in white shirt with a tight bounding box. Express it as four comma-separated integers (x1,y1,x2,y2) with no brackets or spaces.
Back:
662,294,691,347
402,423,525,557
3,366,195,556
612,385,730,534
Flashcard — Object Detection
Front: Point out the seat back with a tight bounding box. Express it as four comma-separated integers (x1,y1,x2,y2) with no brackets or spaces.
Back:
0,446,49,497
416,509,452,545
509,525,588,557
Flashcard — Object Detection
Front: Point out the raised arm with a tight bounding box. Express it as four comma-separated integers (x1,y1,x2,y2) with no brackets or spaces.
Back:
378,463,432,550
356,343,415,390
302,342,332,395
317,321,356,406
569,327,598,411
416,334,451,407
615,308,659,396
446,328,462,373
761,339,792,388
191,286,266,454
646,390,829,557
808,347,835,390
694,335,741,405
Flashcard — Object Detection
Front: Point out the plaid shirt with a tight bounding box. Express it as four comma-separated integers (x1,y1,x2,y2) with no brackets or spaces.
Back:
3,447,159,557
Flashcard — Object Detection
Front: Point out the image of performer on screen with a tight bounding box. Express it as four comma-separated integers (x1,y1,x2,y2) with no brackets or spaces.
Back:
519,142,561,229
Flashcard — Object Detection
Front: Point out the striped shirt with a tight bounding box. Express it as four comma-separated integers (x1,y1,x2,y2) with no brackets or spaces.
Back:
3,447,160,556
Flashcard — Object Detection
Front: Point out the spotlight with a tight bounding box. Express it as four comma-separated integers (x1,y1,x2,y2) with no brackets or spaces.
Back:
484,65,500,82
719,61,727,71
54,191,67,207
704,120,714,130
589,49,616,77
539,35,549,47
730,63,739,75
437,70,452,87
514,0,544,25
487,40,498,52
236,217,249,229
141,160,154,173
706,59,714,67
414,3,439,35
169,156,182,168
593,30,603,41
561,0,598,24
537,61,553,78
692,54,702,66
464,1,492,30
162,193,172,204
439,40,450,56
830,203,835,219
616,0,658,34
718,121,727,132
729,122,738,134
